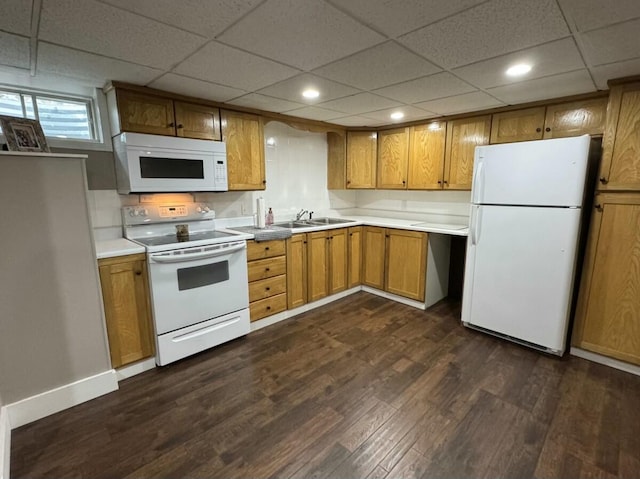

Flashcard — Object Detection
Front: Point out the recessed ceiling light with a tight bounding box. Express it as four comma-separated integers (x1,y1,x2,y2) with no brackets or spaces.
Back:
390,111,404,120
506,63,532,77
302,89,320,99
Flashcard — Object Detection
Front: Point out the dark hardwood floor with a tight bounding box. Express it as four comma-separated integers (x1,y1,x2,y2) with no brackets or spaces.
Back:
11,292,640,478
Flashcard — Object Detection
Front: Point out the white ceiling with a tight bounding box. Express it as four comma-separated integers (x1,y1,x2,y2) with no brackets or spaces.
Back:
1,0,639,127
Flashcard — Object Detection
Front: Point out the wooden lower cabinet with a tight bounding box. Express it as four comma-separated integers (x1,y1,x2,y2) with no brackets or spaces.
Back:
98,253,154,368
286,234,308,309
348,226,363,288
572,193,640,365
307,229,348,302
362,226,428,301
246,239,287,321
385,229,427,301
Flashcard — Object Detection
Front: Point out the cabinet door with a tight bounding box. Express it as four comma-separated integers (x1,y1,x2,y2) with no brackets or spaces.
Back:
98,254,155,368
348,226,363,288
408,121,446,189
221,110,266,190
286,234,308,309
116,90,175,136
327,132,347,189
489,107,545,144
174,102,221,141
362,226,386,290
377,127,409,189
573,193,640,365
329,228,348,295
307,231,329,302
346,131,377,188
599,83,640,191
444,115,491,190
543,97,607,139
385,229,427,301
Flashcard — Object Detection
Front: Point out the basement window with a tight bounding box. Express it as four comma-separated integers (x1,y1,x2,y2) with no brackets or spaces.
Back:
0,89,97,141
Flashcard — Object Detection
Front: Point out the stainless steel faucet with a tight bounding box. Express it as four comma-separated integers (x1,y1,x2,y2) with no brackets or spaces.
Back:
296,209,309,221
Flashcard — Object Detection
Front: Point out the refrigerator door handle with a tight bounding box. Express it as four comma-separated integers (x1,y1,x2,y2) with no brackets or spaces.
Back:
472,157,485,204
470,205,481,246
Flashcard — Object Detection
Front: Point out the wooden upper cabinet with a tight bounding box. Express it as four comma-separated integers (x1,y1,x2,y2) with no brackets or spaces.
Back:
346,131,377,188
599,82,640,191
116,90,176,136
573,193,640,365
377,127,409,189
490,107,545,144
221,110,266,190
444,115,491,190
543,97,607,139
408,121,446,189
327,132,347,189
174,102,221,141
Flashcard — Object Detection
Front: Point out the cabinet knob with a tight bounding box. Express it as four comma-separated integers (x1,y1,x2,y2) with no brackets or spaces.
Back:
599,177,608,184
443,180,448,185
545,127,551,132
265,268,270,272
346,180,351,185
536,127,541,132
266,306,271,310
266,287,270,291
135,270,142,275
177,124,184,129
594,203,603,211
265,247,270,251
262,180,267,185
168,122,175,128
402,180,406,185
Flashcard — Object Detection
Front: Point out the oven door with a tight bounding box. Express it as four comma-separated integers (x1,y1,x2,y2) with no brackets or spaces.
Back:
147,241,249,335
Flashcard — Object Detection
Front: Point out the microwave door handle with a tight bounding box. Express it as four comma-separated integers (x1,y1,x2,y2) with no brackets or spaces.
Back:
149,243,246,263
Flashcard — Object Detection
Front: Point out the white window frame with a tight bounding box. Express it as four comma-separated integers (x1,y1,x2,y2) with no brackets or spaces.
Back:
0,85,112,152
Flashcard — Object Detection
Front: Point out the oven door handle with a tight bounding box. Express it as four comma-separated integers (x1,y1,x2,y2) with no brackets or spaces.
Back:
149,243,245,264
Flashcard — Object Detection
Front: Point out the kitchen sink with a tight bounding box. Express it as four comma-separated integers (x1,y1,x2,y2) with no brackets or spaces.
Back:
308,217,355,225
273,220,314,229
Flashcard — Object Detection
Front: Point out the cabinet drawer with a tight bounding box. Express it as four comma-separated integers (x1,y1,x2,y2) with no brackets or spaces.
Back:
249,274,287,302
247,256,286,282
247,239,286,260
250,293,287,322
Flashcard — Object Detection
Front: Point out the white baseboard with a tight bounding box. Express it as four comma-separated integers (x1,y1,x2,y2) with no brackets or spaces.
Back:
251,287,362,332
116,357,157,381
570,347,640,377
6,370,118,429
361,286,426,310
0,406,10,479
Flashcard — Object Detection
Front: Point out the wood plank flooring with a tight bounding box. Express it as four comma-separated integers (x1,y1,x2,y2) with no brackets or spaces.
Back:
10,292,640,478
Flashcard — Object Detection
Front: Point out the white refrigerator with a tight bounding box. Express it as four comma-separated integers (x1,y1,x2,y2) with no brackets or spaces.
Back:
461,135,591,355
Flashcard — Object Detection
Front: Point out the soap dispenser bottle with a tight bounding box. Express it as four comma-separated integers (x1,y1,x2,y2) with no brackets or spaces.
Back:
266,207,274,226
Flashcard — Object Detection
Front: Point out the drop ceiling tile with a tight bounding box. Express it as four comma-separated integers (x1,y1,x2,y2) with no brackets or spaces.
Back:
590,59,640,89
228,93,304,113
174,41,299,92
414,91,504,115
373,72,475,104
282,106,346,122
453,38,585,89
99,0,262,37
217,0,384,70
487,70,596,104
580,18,640,67
329,0,487,38
37,43,164,85
149,74,246,102
257,74,360,104
312,41,441,91
0,32,30,69
39,0,207,69
363,105,436,123
0,0,32,36
317,92,402,115
399,0,569,69
558,0,640,32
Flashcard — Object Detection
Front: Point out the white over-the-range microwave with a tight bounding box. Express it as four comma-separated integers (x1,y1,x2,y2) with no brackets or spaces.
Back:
113,132,228,194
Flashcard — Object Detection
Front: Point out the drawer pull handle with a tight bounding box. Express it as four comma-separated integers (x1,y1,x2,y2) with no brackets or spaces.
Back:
265,268,270,271
266,306,271,310
265,247,270,250
536,127,541,132
266,287,270,291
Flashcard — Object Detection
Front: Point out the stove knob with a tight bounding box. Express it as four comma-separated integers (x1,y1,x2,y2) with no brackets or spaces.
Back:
129,209,135,217
141,208,148,217
204,206,211,213
196,206,202,213
132,209,139,216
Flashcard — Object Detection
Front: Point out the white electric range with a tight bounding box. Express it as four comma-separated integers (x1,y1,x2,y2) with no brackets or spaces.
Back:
122,203,251,366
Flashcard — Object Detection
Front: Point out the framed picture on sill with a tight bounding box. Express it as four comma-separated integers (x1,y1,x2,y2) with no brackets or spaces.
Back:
0,115,50,153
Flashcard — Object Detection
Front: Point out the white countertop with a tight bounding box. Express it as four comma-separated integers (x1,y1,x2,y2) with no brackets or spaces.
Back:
95,238,145,259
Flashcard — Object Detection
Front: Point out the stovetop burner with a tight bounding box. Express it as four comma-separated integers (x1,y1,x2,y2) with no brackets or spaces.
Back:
134,229,238,247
